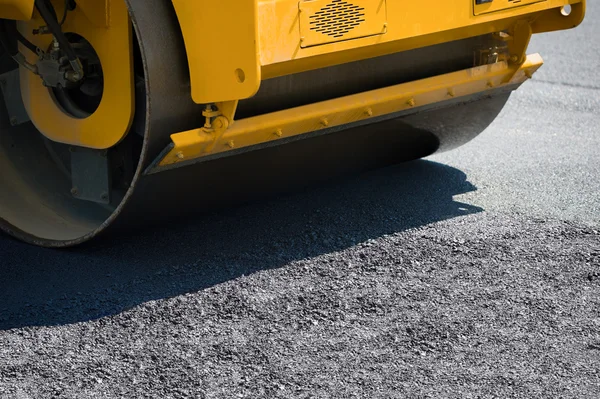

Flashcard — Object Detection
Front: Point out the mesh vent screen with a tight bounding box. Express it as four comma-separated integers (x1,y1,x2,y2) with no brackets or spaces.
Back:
309,0,366,38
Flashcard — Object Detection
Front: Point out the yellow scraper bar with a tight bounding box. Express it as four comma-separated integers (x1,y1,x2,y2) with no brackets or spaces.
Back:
152,53,544,170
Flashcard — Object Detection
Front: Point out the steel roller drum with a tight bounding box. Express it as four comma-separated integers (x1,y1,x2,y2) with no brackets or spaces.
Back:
0,0,510,247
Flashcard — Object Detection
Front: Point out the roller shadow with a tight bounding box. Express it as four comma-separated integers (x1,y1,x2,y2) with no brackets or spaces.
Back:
0,159,482,330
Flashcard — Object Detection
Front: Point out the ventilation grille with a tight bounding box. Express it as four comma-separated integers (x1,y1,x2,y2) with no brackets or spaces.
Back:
309,0,366,38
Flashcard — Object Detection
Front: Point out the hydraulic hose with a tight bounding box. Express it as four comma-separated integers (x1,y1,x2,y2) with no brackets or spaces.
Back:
34,0,83,78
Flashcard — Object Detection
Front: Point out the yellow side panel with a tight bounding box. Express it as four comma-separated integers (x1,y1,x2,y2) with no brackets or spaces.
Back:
258,0,584,74
172,0,583,104
0,0,34,21
171,0,261,104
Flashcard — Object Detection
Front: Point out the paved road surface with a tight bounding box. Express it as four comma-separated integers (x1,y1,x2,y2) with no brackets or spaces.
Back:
1,4,599,398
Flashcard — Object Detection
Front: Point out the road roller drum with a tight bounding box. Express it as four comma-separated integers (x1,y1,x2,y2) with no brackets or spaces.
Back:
0,0,586,247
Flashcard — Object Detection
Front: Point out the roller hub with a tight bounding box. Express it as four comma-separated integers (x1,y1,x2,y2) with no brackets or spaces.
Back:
51,33,104,119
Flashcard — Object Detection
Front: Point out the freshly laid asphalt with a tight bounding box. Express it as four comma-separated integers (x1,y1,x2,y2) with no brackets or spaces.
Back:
1,4,599,398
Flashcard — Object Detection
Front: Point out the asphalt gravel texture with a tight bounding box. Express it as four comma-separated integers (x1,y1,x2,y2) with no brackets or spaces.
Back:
1,4,600,398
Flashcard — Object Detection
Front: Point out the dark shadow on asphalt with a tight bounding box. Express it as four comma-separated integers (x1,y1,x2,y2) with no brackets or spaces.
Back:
0,160,482,330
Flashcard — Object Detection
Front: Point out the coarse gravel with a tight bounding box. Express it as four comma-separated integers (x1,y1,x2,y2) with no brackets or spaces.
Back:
1,213,599,398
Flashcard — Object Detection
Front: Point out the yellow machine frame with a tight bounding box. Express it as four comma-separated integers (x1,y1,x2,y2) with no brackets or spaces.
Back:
163,0,584,167
0,0,586,157
172,0,584,102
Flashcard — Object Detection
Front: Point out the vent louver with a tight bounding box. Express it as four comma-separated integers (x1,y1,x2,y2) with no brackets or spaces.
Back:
308,0,366,38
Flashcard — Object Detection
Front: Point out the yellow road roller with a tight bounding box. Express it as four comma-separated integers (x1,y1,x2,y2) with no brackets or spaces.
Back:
0,0,586,247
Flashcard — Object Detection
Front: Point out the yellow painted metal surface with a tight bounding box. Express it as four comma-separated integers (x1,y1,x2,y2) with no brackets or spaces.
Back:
171,0,261,104
0,0,34,21
18,0,134,149
532,1,586,33
474,0,547,16
173,0,583,99
72,0,110,28
298,0,387,48
1,0,584,153
157,53,544,167
256,0,582,79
